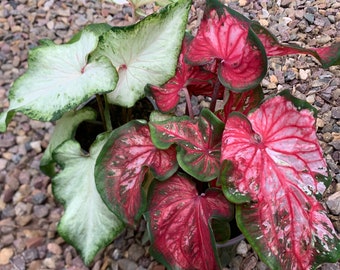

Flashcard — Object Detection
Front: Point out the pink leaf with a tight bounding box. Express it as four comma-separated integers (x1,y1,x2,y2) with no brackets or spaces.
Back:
95,121,177,225
216,85,263,123
220,96,340,269
251,23,340,68
147,35,222,112
146,173,233,270
149,109,224,181
186,7,267,92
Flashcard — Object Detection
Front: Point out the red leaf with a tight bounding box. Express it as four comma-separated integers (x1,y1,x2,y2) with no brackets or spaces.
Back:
146,173,233,270
95,121,178,225
216,85,264,122
149,109,224,181
147,35,222,112
251,23,340,68
186,7,267,92
220,96,340,269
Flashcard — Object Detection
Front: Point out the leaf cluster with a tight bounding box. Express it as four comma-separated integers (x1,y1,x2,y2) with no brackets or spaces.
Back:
1,0,340,269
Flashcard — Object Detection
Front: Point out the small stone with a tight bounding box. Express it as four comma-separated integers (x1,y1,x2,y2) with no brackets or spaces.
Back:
56,8,71,17
299,69,309,80
322,132,333,143
236,240,249,256
12,56,20,67
0,159,7,170
31,192,47,205
280,0,292,7
33,205,49,218
30,141,42,153
259,19,269,27
317,35,332,45
2,188,15,203
321,262,340,270
47,243,62,255
238,0,248,7
331,107,340,119
46,20,54,30
22,248,39,263
43,257,56,269
241,255,257,269
0,248,14,265
112,249,123,260
316,118,325,128
0,134,15,147
128,244,145,262
25,237,45,249
117,258,138,270
1,234,14,246
326,191,340,215
11,255,25,270
257,261,270,270
15,215,33,227
28,260,42,270
304,13,314,23
306,94,315,104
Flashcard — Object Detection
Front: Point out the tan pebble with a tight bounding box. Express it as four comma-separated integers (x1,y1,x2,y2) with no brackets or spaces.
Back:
259,18,269,27
238,0,248,6
47,242,63,255
316,118,324,128
269,75,278,84
0,247,14,265
299,69,309,80
28,260,42,270
306,94,315,104
43,257,56,269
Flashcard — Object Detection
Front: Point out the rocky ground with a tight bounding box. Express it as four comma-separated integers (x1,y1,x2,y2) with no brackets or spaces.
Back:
0,0,340,269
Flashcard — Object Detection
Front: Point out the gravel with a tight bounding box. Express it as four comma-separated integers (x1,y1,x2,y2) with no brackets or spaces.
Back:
0,0,340,269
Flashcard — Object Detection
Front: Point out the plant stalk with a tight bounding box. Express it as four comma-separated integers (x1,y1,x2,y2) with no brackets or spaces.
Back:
182,87,194,118
103,94,113,131
210,80,221,112
216,234,245,248
96,94,106,130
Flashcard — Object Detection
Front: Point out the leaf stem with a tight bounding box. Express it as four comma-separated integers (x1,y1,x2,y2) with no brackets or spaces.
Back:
96,94,106,130
210,80,221,112
216,234,245,248
182,87,193,118
103,94,113,131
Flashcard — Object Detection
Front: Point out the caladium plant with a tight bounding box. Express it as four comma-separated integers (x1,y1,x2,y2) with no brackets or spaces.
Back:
1,0,340,269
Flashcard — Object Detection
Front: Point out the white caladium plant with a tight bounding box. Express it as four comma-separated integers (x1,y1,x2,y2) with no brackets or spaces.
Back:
1,0,340,269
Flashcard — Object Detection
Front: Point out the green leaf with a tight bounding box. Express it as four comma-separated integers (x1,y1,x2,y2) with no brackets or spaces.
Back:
149,109,224,181
92,0,191,107
52,132,124,265
0,29,118,132
40,107,97,177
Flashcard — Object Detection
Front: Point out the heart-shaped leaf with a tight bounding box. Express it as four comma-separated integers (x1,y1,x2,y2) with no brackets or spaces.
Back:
52,132,124,265
185,2,267,92
250,23,340,68
147,34,223,112
220,95,340,269
216,85,264,123
40,107,97,176
0,29,118,132
149,109,224,181
146,173,233,270
95,121,178,225
91,0,191,107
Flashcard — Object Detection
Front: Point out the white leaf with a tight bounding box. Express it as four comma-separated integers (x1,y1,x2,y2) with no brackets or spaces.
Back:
0,29,117,132
52,132,124,265
92,0,190,107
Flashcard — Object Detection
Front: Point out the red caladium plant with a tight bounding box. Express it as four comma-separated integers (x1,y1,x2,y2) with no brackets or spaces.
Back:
1,0,339,269
220,95,340,269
